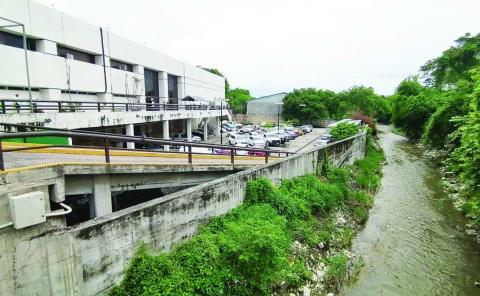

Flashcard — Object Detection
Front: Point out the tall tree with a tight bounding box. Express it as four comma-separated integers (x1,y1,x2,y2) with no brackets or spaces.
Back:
421,33,480,88
228,88,251,114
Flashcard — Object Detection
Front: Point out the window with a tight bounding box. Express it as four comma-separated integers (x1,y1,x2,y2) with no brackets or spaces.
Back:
57,45,95,64
110,59,133,72
0,30,36,51
168,75,178,99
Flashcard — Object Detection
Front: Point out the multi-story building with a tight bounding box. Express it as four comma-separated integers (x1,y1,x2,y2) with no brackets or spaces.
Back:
0,0,228,146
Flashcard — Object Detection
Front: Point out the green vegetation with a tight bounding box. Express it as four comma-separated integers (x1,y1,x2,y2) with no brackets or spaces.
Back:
227,88,251,114
389,33,480,229
282,86,391,125
330,122,359,140
111,137,384,296
2,136,69,145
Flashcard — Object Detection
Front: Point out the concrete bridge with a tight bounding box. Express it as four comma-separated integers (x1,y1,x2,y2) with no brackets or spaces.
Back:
0,132,367,295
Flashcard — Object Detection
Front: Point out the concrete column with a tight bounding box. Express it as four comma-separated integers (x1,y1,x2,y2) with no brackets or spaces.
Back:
203,118,208,141
133,65,145,104
95,56,112,103
159,71,169,104
126,124,135,149
36,39,57,55
186,118,192,142
91,175,112,217
39,88,62,101
163,120,170,151
177,76,185,101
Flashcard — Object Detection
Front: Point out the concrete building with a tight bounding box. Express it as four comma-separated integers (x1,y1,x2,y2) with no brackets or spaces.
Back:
0,0,227,144
246,92,287,124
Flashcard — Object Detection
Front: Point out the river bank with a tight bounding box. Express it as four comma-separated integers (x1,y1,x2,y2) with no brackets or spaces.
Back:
345,125,480,295
109,134,384,296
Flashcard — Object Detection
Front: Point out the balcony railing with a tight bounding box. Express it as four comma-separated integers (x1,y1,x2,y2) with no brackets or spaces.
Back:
0,97,229,114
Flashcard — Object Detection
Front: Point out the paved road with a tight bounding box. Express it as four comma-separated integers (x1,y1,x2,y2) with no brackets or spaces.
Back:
3,128,327,170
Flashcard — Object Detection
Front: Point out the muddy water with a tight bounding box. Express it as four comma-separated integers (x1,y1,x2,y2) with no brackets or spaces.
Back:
345,126,480,296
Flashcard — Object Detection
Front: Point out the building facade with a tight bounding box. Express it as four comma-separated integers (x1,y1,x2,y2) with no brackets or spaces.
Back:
0,0,227,143
245,92,287,124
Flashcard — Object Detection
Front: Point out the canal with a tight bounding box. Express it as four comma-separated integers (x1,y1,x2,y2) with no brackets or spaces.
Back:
345,126,480,295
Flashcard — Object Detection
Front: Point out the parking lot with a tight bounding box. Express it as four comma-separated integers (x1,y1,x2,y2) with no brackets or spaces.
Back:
206,127,327,153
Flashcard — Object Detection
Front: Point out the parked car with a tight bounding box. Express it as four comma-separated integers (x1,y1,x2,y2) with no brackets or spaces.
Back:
213,143,249,155
228,134,249,145
314,134,332,146
240,125,255,134
248,150,267,156
294,128,304,136
265,133,281,147
287,130,298,139
300,125,313,133
248,134,267,149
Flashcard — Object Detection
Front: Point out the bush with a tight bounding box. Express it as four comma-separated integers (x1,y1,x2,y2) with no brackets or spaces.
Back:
350,111,377,136
324,253,348,286
330,122,359,140
353,138,384,192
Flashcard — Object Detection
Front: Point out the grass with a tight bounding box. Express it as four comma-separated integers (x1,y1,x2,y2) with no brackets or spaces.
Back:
2,136,70,145
110,136,384,296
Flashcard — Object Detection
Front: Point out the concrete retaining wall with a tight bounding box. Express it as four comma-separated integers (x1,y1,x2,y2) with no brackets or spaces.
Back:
0,133,366,295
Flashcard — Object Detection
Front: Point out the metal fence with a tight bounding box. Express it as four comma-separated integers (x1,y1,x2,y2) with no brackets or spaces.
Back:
0,123,292,171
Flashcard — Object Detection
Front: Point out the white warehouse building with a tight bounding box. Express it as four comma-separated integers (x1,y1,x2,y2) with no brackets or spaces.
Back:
0,0,228,145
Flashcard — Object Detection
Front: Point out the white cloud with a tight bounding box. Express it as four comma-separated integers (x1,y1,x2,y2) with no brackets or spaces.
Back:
34,0,480,96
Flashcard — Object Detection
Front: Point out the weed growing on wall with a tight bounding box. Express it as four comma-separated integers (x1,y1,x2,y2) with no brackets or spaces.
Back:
111,136,384,296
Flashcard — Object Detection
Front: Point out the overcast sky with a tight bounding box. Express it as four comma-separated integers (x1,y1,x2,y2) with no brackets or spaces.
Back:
35,0,480,97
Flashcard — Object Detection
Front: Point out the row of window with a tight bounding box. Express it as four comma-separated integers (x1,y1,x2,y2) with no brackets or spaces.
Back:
0,30,36,51
1,30,134,72
1,30,181,99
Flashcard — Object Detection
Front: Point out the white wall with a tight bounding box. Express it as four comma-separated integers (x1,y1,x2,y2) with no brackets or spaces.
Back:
0,0,225,101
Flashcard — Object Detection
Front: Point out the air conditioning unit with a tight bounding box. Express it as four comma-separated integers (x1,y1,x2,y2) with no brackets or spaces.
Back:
66,53,74,60
119,64,128,71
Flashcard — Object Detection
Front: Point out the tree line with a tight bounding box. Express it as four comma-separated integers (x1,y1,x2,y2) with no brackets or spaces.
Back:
280,32,480,229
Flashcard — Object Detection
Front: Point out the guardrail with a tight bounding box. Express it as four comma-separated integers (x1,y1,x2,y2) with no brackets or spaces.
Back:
0,124,292,171
0,98,229,114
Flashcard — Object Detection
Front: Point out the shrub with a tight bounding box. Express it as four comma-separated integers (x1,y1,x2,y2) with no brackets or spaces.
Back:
324,253,348,286
350,111,377,136
330,122,359,140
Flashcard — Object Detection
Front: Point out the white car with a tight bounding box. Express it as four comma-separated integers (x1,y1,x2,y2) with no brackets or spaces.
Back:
248,135,267,149
228,134,248,145
314,134,331,146
265,133,281,147
240,125,255,133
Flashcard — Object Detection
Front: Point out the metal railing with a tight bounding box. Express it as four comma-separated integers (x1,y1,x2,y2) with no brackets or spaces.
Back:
0,123,292,171
0,98,229,114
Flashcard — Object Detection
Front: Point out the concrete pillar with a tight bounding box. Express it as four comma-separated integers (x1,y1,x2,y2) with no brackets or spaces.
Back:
95,56,112,103
36,39,57,55
91,175,112,217
177,76,185,101
39,89,62,101
159,71,169,104
186,118,192,142
133,65,145,104
126,124,135,149
163,120,170,151
203,118,208,141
